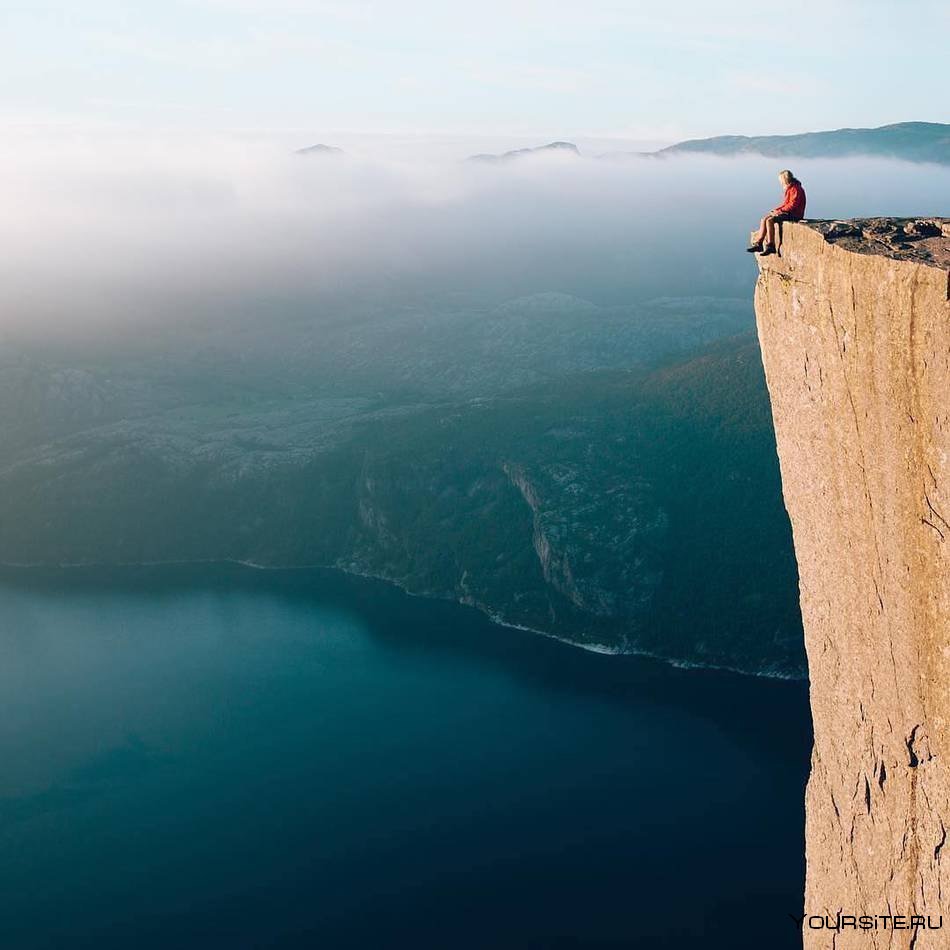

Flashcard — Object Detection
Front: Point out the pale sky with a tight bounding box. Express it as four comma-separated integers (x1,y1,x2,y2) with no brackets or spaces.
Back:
3,0,948,144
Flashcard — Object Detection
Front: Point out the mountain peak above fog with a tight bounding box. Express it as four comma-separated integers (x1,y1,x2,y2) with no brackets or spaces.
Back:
296,144,345,156
637,121,950,165
467,141,580,163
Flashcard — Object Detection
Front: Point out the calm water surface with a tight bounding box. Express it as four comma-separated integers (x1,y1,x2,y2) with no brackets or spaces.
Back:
0,564,810,949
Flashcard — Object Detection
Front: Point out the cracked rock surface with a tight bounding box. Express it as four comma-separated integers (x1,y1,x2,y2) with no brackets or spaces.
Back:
755,220,950,948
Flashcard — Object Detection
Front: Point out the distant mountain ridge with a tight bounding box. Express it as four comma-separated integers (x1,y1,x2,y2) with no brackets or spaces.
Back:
650,121,950,164
467,141,580,163
296,143,344,156
296,124,948,166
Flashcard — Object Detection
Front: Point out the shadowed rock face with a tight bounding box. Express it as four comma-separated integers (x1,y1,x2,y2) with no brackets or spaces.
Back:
754,220,950,947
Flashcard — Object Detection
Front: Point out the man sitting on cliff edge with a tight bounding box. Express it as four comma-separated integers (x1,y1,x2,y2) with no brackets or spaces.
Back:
747,170,806,256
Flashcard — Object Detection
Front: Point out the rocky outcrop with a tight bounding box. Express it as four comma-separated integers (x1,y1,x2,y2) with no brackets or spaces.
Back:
502,460,667,619
754,219,950,947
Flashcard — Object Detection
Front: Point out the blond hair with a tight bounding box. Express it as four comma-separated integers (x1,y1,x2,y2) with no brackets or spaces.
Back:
779,169,795,184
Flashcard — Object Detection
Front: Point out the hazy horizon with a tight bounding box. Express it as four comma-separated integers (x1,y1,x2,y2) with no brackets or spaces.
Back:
4,1,948,141
1,127,948,342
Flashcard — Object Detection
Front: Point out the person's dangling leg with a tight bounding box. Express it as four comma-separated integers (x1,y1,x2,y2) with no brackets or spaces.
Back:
759,215,777,255
746,217,768,252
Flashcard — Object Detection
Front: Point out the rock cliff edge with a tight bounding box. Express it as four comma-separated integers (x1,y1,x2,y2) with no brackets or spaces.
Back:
755,218,950,948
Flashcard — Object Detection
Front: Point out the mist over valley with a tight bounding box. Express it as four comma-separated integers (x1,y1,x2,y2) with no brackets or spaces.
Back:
2,136,948,674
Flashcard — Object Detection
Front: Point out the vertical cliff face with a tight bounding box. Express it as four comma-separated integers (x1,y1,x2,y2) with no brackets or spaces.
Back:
755,219,950,948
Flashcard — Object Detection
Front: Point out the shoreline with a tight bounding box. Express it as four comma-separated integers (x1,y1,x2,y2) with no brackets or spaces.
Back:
0,556,806,683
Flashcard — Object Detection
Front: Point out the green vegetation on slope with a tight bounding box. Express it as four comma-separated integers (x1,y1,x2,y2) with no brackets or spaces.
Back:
0,322,803,675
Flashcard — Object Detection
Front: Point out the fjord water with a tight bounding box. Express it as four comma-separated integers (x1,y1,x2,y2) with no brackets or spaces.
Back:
0,564,809,949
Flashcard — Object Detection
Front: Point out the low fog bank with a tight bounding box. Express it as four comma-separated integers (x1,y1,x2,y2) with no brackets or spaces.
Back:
1,130,948,343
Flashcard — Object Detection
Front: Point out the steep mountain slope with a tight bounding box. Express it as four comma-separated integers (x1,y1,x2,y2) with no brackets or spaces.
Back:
0,328,803,675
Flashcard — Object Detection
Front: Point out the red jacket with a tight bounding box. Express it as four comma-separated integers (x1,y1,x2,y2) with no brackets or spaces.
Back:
773,180,806,218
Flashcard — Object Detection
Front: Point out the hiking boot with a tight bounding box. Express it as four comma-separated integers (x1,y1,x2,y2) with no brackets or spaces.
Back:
759,244,775,256
746,242,763,253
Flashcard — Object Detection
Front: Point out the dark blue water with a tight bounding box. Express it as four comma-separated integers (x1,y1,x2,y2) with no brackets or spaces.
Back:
0,564,810,949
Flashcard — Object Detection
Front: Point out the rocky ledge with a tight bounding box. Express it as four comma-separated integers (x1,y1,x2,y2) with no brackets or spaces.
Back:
795,216,950,268
755,219,950,948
